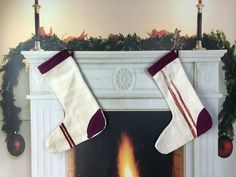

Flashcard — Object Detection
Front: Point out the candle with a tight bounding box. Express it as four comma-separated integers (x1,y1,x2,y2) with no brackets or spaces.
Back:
194,0,205,49
34,0,40,40
33,0,42,50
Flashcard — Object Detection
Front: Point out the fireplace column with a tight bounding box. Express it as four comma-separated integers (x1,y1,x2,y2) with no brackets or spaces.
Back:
22,50,226,177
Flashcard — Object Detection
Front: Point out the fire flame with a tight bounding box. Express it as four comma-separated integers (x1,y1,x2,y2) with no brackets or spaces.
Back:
117,132,140,177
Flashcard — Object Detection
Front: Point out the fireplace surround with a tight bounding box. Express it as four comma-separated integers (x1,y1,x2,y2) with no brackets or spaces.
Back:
22,50,226,177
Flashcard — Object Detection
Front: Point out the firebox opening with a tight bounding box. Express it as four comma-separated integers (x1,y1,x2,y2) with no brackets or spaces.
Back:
72,111,183,177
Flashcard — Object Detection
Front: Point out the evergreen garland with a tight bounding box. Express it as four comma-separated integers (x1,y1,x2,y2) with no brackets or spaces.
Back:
0,35,65,140
0,30,235,141
218,44,236,140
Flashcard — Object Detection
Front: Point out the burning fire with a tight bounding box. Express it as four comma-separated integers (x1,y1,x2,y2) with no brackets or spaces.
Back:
117,132,140,177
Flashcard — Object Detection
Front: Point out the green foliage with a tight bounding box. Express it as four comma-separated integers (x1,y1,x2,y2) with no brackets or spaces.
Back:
40,35,66,50
0,35,65,140
219,44,236,140
142,34,174,50
0,30,235,141
203,31,231,49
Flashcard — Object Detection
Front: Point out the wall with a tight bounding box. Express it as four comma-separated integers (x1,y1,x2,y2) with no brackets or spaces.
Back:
0,121,31,177
0,71,31,177
0,1,236,175
1,0,236,59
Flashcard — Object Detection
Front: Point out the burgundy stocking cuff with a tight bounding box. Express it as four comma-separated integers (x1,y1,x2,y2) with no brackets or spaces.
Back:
147,50,178,76
38,50,70,74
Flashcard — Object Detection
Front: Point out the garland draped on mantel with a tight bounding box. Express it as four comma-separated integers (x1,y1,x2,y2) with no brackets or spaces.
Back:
0,29,235,142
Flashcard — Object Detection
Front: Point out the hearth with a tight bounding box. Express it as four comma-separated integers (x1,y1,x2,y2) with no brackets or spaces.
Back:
23,50,225,177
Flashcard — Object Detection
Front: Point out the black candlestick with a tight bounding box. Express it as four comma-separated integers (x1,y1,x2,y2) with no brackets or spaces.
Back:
197,13,202,41
194,1,205,50
33,0,42,50
34,2,40,41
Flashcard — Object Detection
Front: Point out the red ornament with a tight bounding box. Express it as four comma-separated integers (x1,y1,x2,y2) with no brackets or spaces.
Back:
7,133,25,156
218,136,233,158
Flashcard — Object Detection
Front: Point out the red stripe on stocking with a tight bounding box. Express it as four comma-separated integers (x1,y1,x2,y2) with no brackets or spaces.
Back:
168,74,197,127
61,123,76,147
59,124,73,148
59,123,75,148
161,71,197,138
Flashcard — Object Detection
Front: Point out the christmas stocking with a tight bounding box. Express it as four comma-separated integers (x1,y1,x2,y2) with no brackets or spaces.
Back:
38,50,106,152
147,50,212,154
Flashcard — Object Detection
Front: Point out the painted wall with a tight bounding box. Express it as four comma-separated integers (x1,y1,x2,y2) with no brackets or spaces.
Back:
0,71,31,177
0,121,31,177
0,0,235,177
0,0,236,58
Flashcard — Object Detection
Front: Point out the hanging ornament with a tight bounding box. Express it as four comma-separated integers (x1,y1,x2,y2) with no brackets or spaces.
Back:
218,136,233,158
7,133,25,156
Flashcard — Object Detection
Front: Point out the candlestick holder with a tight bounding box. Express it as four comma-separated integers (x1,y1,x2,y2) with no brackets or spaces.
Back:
194,2,205,50
34,41,43,51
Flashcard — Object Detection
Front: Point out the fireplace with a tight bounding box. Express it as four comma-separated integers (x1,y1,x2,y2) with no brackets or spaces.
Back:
71,111,178,177
22,50,226,177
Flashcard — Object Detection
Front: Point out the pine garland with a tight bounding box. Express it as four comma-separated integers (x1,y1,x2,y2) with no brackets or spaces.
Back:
218,44,236,140
0,30,235,141
0,35,65,140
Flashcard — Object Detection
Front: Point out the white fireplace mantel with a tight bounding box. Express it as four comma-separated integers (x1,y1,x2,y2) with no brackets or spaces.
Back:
22,50,226,177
